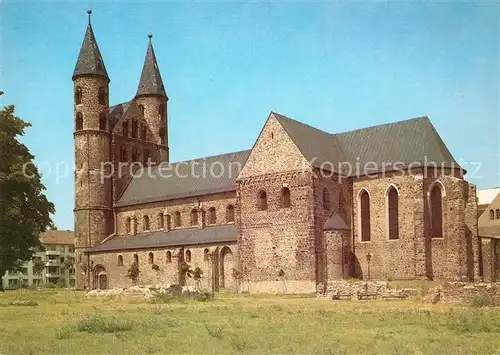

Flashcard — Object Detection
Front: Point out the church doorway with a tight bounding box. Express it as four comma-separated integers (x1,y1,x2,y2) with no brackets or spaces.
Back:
220,247,233,290
93,265,108,290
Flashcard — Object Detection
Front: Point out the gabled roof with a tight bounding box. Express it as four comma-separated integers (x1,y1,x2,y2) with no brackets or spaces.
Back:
73,23,109,81
323,213,350,231
477,188,500,206
115,150,250,207
136,38,167,98
87,224,237,252
274,113,462,175
479,191,500,238
40,230,74,245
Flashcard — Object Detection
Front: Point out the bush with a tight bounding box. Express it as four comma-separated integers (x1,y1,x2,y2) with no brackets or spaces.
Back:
470,294,498,308
75,314,134,333
127,262,140,283
205,323,224,338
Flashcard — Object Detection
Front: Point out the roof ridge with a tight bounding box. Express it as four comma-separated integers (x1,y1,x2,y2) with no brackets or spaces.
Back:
334,116,429,136
271,111,333,136
167,149,251,166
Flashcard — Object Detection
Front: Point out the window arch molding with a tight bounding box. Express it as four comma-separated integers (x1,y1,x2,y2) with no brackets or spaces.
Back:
385,184,400,240
357,188,372,242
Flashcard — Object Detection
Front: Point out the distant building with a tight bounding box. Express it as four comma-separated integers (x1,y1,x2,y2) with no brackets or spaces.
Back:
477,188,500,281
1,230,76,289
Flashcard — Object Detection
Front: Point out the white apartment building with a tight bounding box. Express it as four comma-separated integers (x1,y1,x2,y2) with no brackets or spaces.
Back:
1,230,76,289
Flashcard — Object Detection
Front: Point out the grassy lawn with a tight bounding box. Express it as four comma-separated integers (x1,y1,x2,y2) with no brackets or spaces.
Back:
0,289,499,354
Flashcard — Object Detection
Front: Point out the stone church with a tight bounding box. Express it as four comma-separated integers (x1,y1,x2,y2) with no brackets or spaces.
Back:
74,12,482,293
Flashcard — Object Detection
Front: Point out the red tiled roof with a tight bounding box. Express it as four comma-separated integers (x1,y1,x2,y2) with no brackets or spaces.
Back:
40,230,74,245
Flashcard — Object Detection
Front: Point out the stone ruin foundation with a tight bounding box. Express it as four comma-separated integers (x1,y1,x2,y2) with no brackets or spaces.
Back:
424,282,500,304
316,281,418,300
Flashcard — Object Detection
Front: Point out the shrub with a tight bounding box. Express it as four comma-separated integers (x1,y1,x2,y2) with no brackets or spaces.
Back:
204,323,224,338
75,314,134,333
470,294,498,308
230,334,252,351
127,262,140,284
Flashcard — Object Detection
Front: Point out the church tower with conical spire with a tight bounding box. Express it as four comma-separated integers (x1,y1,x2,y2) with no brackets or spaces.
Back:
135,34,169,162
73,10,113,288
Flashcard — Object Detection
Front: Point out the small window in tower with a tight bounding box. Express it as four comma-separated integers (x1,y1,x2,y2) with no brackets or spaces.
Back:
159,104,165,120
131,120,138,138
141,123,147,140
98,87,106,105
159,127,166,145
185,249,191,263
75,112,83,130
117,255,123,266
99,113,107,131
191,209,198,226
120,146,128,162
166,251,172,263
75,87,82,105
133,254,139,265
166,214,171,230
139,104,145,117
122,121,129,137
281,187,291,208
258,190,267,211
323,188,330,211
148,252,154,264
132,147,139,162
226,205,235,223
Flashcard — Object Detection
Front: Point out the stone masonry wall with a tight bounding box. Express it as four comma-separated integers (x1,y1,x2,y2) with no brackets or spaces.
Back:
89,243,237,290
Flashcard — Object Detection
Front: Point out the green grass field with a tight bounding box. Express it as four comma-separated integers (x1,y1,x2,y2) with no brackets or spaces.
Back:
0,289,499,354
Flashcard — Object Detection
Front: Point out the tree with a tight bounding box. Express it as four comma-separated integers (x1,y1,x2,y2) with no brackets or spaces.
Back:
32,258,46,275
126,262,140,284
193,267,203,290
0,103,55,291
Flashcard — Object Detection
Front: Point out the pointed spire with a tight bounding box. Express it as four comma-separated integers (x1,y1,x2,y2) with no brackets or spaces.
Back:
72,9,109,82
136,34,167,98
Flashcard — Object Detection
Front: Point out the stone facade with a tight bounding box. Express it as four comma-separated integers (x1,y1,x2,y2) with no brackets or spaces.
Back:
72,16,482,293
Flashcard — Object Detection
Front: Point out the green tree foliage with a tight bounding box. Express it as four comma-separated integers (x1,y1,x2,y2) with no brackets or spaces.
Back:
126,262,140,284
0,104,55,290
32,258,46,275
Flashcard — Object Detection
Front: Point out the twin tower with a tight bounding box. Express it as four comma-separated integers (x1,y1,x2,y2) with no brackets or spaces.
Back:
73,10,169,254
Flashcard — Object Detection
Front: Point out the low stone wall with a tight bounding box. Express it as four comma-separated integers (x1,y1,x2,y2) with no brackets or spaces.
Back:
317,281,417,300
86,283,200,299
424,282,500,304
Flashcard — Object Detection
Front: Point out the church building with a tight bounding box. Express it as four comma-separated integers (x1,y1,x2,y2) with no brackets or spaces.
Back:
73,11,483,293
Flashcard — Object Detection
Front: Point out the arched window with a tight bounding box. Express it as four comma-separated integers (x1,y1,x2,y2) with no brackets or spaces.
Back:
258,190,267,211
430,184,443,238
132,147,139,162
159,104,165,119
122,121,129,136
133,254,139,265
99,113,106,130
166,214,171,230
359,190,371,242
126,217,131,234
139,104,145,117
185,249,191,263
166,251,172,263
148,252,154,264
281,187,291,208
75,112,83,130
158,213,164,229
208,207,216,224
117,255,123,266
159,127,166,144
120,145,128,162
323,188,330,211
387,186,399,240
490,210,495,220
75,87,82,105
143,215,150,231
98,87,106,105
131,120,138,138
141,123,147,140
132,218,137,234
339,191,346,214
191,209,198,226
496,209,500,219
174,211,181,227
226,205,235,223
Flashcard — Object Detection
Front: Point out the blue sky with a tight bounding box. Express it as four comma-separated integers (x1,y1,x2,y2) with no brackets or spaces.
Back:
1,1,499,230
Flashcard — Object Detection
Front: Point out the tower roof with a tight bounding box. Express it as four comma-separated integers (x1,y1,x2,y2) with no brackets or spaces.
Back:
136,35,168,98
72,13,109,82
